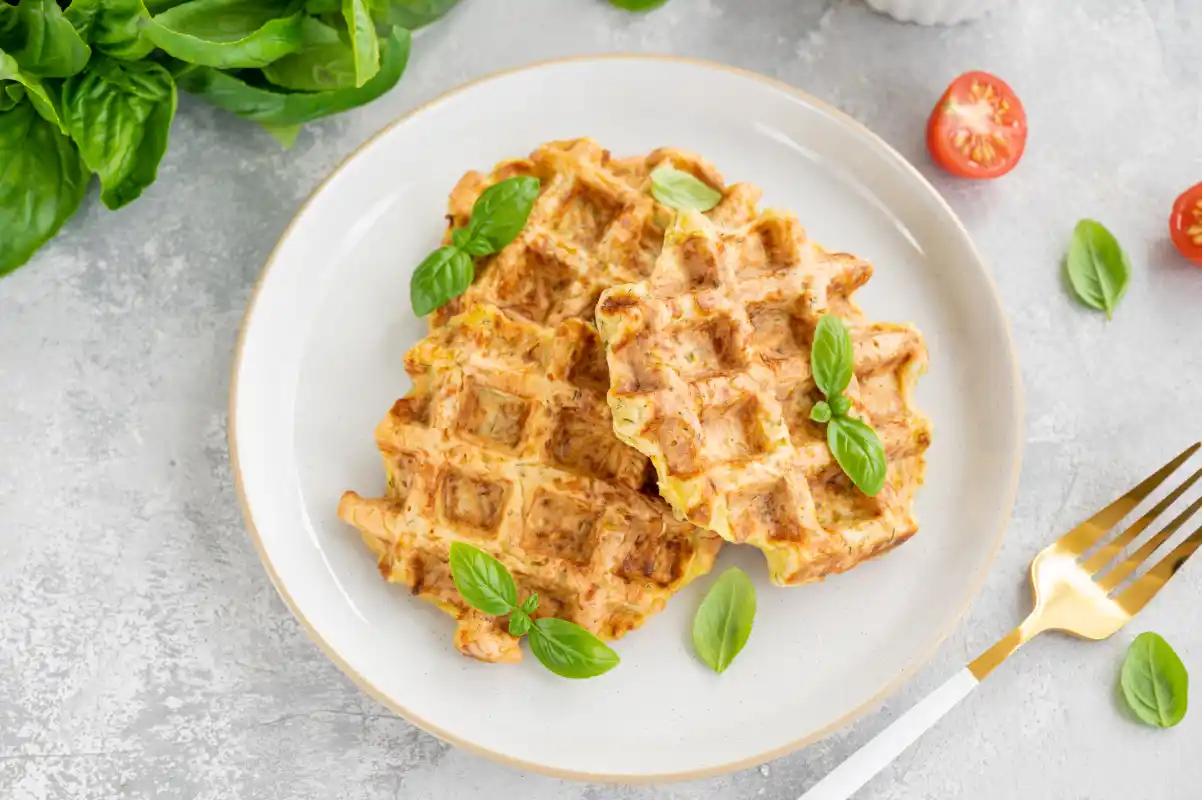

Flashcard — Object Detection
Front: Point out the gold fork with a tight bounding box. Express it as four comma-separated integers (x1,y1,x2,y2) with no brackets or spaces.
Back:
800,443,1202,800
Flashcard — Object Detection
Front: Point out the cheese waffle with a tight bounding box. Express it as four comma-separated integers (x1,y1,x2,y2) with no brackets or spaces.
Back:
339,305,722,662
596,209,931,586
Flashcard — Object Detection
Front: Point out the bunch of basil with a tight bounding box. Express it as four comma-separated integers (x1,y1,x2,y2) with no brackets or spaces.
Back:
0,0,455,277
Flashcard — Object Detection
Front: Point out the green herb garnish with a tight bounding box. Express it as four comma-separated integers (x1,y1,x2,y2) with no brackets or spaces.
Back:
448,542,619,679
608,0,671,10
650,165,722,212
1120,632,1188,728
410,175,540,316
808,314,887,496
1065,219,1131,319
0,0,428,278
692,567,756,674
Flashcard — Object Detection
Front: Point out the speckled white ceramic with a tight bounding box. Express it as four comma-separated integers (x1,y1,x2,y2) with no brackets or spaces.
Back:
230,55,1022,780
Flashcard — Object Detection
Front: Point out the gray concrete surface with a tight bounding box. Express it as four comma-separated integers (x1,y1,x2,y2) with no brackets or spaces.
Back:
3,0,1201,797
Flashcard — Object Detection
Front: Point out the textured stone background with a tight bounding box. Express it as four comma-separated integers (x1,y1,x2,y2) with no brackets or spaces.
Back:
2,0,1201,797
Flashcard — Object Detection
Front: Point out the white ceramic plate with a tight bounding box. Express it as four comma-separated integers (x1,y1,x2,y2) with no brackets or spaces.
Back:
231,56,1022,781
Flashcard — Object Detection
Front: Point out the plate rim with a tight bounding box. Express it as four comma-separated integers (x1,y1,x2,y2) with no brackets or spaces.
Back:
228,52,1025,783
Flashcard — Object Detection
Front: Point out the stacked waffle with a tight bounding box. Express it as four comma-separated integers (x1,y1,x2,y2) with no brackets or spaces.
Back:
339,138,931,663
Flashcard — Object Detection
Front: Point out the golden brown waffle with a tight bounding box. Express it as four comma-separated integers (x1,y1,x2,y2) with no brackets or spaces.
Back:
339,304,722,663
432,138,762,328
596,209,931,587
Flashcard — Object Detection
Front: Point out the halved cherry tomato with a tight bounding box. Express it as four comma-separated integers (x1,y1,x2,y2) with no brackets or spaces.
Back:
927,71,1027,180
1169,183,1202,265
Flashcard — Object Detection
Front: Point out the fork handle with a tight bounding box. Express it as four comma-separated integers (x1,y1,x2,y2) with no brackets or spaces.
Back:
796,669,979,800
798,620,1040,800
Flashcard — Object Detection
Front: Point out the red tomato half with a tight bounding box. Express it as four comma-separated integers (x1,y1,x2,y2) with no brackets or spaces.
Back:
927,71,1028,180
1169,183,1202,265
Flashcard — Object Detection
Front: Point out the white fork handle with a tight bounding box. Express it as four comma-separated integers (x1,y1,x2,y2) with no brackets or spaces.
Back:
798,668,980,800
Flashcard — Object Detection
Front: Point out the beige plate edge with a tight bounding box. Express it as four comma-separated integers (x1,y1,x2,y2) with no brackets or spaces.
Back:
227,53,1025,783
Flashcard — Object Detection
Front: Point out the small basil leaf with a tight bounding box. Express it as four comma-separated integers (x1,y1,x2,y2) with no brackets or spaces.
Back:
450,226,470,250
650,165,722,212
64,0,155,62
0,50,67,132
261,17,357,92
175,26,410,127
147,0,305,70
1121,632,1188,728
0,99,89,277
691,567,756,674
1065,219,1130,319
809,400,831,424
528,617,619,679
448,541,518,616
464,176,540,254
519,593,538,615
369,0,460,30
61,56,177,210
829,393,851,417
827,415,887,497
0,84,22,111
263,122,302,148
507,608,531,637
608,0,671,10
342,0,379,87
0,0,92,78
811,314,855,398
410,246,472,316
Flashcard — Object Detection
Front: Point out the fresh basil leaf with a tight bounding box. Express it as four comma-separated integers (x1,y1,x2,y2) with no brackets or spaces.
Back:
0,84,23,111
519,593,538,615
64,0,155,61
528,617,619,679
809,400,831,424
261,17,356,92
0,50,66,132
146,0,305,69
175,26,410,127
1065,219,1130,319
448,541,517,616
449,225,470,250
410,246,471,316
650,165,722,212
810,314,855,398
61,56,176,210
464,176,540,255
1121,632,1188,728
827,415,887,497
692,567,756,674
369,0,459,29
609,0,671,10
0,99,89,277
341,0,378,87
0,0,91,78
305,0,342,14
829,393,851,417
507,608,531,637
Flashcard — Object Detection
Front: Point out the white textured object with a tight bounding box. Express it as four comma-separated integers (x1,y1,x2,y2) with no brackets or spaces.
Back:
865,0,1001,25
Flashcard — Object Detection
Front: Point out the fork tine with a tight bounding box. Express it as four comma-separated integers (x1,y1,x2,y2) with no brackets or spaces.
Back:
1098,494,1202,592
1082,468,1202,575
1113,523,1202,615
1056,442,1200,557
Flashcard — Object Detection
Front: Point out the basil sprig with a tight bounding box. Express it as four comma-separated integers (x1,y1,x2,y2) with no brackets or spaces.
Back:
1065,219,1130,319
808,315,887,496
1120,632,1189,728
410,175,540,316
448,542,619,679
692,567,756,674
650,165,721,212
